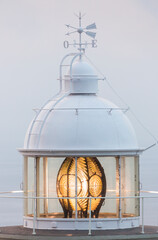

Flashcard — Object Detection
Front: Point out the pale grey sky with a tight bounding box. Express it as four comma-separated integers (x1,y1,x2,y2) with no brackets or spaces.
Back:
0,0,158,192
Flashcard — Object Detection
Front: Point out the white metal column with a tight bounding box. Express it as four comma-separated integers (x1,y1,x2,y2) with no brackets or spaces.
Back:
43,157,48,216
75,157,78,219
23,157,28,216
118,156,122,219
32,157,37,235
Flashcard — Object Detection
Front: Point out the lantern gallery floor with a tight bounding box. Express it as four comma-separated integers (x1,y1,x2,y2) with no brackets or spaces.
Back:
22,155,140,230
24,216,139,230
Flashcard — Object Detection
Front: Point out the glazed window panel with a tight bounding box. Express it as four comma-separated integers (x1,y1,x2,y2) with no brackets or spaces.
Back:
98,157,118,217
36,157,64,217
23,155,139,219
28,157,35,216
37,158,44,216
23,157,34,216
47,158,64,215
121,156,139,217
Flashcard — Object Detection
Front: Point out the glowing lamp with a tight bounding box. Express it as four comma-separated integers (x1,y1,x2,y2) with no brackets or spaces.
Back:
57,157,106,218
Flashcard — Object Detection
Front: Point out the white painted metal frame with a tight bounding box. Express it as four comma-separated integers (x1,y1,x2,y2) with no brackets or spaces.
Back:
59,52,80,91
32,157,37,235
118,156,122,219
43,157,48,216
35,93,69,148
75,156,78,219
26,52,85,149
1,193,156,235
23,155,140,231
19,149,142,157
26,195,142,234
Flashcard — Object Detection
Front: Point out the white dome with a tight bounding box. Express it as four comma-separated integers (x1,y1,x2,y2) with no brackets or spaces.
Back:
69,60,96,76
24,94,138,152
64,60,98,94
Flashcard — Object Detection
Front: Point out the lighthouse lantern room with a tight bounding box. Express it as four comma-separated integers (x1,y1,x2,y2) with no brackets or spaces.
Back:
19,14,141,230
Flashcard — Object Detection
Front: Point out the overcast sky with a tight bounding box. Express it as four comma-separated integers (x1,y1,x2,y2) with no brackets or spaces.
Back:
0,0,158,193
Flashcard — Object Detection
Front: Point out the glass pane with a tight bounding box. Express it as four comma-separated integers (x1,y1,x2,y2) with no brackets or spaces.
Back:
38,158,44,216
26,157,34,216
23,155,139,219
98,157,118,218
48,158,65,217
121,156,139,217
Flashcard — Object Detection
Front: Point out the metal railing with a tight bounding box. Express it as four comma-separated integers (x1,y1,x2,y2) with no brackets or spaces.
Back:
0,192,158,235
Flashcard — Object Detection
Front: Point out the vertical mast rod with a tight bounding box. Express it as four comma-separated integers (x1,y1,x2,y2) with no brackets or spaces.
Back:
79,12,82,59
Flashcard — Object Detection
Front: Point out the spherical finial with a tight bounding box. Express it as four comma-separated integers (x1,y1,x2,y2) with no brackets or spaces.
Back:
77,27,83,34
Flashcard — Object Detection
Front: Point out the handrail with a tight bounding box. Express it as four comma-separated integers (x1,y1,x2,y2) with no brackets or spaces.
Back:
0,193,158,235
35,91,70,148
59,53,78,92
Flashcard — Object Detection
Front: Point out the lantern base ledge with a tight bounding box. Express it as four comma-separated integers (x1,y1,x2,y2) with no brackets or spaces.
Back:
23,216,139,230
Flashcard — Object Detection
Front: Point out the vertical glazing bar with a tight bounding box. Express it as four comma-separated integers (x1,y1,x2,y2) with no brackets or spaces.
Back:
32,157,37,235
75,157,78,219
88,197,92,235
116,158,119,217
137,156,140,216
43,157,48,216
23,157,28,216
79,12,82,58
121,157,126,214
119,156,122,219
141,197,144,234
36,157,40,217
134,156,139,216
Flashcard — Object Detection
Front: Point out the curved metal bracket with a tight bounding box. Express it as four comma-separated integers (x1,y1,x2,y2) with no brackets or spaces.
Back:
59,52,83,92
69,53,83,91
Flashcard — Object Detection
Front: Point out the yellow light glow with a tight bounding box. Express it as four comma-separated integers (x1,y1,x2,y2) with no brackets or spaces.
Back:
56,157,106,218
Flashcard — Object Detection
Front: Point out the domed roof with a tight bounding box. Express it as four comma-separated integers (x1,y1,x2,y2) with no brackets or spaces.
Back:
68,60,97,76
64,59,98,94
19,56,140,157
23,94,138,155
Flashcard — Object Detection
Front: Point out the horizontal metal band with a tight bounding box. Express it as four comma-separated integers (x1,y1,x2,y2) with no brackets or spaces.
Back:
18,148,142,157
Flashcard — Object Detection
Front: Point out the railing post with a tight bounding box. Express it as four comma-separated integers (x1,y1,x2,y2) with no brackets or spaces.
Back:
88,197,92,236
141,197,144,234
32,157,37,235
118,156,122,219
32,196,36,235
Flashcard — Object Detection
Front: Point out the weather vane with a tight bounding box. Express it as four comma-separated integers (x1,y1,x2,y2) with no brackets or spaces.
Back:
63,12,97,52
